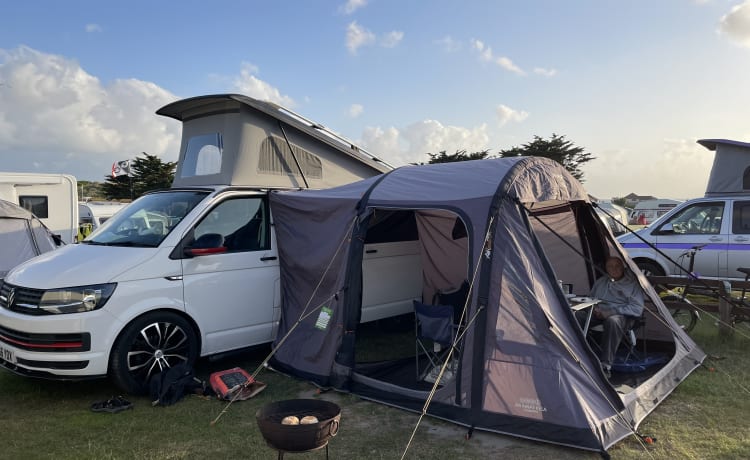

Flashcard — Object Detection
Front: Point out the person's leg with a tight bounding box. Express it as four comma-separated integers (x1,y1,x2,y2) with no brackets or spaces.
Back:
600,314,630,369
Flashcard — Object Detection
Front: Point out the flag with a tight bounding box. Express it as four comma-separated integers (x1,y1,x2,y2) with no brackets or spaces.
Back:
112,160,131,178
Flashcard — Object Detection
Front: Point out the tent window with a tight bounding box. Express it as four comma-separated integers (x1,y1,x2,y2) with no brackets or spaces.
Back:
181,133,223,177
259,136,323,179
19,195,48,218
365,210,418,243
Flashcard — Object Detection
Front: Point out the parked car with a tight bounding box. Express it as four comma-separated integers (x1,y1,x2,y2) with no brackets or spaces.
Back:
595,201,629,235
618,195,750,280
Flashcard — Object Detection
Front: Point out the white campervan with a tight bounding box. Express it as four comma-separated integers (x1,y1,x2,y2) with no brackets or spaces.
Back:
0,95,421,394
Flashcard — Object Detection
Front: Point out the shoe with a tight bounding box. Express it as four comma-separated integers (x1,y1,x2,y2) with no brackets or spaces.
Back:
91,396,133,413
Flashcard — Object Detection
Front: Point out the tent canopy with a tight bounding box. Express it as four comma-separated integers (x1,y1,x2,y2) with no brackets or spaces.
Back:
268,157,705,454
0,199,59,279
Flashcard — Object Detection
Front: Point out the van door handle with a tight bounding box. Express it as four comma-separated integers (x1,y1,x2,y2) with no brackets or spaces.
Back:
260,256,277,261
365,249,377,254
708,236,723,242
734,236,750,242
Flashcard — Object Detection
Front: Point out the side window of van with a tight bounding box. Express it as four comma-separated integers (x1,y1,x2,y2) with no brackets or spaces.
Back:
193,197,269,252
656,201,725,235
732,201,750,234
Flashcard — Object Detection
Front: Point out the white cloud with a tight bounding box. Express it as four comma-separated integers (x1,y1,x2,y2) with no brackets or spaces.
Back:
348,103,364,118
381,30,404,48
533,67,557,77
85,24,102,33
0,46,181,180
339,0,367,15
495,104,529,126
470,39,525,75
584,138,714,199
232,62,295,107
719,1,750,48
345,22,403,54
359,120,489,165
346,21,376,54
435,35,461,53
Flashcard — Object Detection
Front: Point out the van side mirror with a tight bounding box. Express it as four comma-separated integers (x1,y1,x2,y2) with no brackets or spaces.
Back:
184,233,227,257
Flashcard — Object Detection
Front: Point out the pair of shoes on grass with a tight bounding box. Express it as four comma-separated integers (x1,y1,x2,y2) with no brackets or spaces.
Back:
90,396,133,413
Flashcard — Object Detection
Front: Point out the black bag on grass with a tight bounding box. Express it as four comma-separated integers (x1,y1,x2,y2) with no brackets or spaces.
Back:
149,363,205,406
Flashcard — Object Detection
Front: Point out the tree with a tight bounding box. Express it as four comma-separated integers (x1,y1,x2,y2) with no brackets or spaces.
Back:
497,134,595,182
421,149,491,165
102,153,176,200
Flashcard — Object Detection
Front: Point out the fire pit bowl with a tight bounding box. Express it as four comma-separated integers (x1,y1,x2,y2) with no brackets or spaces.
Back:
256,399,341,452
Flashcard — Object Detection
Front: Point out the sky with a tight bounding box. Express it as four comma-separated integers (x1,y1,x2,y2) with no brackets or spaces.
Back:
1,0,750,200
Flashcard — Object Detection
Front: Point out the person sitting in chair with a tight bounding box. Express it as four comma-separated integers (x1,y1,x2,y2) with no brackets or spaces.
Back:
586,256,644,378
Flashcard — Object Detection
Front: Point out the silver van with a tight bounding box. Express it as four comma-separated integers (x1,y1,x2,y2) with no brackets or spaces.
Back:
618,196,750,280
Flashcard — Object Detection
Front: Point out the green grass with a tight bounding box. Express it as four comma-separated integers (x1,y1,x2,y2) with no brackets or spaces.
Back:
1,318,749,459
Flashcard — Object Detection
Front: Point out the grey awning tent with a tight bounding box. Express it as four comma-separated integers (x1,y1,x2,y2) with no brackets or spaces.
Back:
268,157,705,454
0,199,59,279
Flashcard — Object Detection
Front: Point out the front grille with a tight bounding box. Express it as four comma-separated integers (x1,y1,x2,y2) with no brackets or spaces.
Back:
0,282,47,315
0,324,90,352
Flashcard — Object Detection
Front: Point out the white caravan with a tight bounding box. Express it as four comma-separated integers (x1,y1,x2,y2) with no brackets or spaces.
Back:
79,201,129,229
0,94,421,394
0,172,78,244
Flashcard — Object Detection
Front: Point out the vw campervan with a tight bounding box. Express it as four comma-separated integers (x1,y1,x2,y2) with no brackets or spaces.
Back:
0,95,422,394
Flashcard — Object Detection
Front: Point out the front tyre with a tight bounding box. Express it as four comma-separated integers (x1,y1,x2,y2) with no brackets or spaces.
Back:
109,311,198,395
662,294,699,333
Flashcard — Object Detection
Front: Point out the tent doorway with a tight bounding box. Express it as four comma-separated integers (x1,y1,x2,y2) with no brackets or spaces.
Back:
355,208,470,392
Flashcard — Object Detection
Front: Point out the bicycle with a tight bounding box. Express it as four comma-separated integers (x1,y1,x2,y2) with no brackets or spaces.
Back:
659,245,704,332
658,245,750,333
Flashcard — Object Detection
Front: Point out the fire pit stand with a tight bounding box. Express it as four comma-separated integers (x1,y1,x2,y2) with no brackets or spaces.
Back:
256,399,341,459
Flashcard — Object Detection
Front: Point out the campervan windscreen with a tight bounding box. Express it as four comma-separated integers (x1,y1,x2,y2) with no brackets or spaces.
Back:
82,191,209,247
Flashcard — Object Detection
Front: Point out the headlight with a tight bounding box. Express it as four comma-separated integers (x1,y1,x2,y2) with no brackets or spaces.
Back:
39,283,117,314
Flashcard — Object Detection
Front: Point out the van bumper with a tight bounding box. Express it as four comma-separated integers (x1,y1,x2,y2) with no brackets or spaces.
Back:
0,309,120,379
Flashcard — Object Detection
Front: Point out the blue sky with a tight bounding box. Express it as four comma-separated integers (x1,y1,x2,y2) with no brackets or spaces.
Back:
1,0,750,200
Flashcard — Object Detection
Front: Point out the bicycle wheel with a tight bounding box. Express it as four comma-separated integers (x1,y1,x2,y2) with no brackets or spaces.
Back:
662,294,699,332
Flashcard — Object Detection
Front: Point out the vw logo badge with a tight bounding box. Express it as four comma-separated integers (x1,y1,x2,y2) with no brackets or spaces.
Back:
6,288,15,307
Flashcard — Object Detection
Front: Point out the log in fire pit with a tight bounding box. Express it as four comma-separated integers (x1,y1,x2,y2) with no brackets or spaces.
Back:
256,399,341,459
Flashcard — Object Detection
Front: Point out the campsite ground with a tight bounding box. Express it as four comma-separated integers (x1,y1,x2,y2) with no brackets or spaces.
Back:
1,317,748,459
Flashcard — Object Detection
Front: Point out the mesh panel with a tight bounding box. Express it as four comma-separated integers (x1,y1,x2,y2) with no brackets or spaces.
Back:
258,136,323,179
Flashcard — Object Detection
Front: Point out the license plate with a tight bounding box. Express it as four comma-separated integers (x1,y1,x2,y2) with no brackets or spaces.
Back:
0,344,15,364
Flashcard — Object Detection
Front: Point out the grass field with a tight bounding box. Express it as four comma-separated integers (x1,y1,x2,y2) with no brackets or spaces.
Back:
1,316,749,459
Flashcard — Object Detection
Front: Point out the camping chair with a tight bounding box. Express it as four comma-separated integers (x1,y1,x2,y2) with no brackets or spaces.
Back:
414,300,456,383
588,314,648,372
433,280,470,327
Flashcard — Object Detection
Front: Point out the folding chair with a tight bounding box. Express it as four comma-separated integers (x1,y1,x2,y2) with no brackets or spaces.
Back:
414,300,456,382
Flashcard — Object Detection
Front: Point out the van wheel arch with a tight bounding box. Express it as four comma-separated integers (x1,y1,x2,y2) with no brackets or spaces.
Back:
108,309,201,395
633,258,665,277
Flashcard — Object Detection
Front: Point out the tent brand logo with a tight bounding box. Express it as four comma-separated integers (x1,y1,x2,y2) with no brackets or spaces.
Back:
315,306,333,330
515,397,547,414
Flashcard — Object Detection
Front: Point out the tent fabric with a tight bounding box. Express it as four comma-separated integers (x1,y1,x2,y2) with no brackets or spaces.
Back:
0,199,59,278
268,157,705,454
